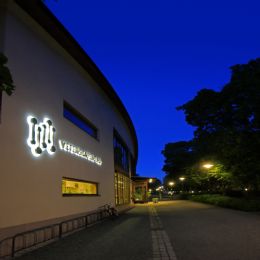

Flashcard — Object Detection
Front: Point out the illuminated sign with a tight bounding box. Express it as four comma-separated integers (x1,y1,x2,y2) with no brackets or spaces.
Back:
59,140,102,166
27,115,102,166
27,116,56,157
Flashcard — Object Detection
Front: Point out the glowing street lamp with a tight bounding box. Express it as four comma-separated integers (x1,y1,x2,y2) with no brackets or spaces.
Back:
149,178,153,183
168,181,175,187
156,186,164,191
179,177,185,181
202,163,214,169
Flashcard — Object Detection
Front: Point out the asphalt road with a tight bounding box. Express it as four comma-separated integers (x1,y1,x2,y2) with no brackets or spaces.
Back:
17,201,260,260
156,201,260,260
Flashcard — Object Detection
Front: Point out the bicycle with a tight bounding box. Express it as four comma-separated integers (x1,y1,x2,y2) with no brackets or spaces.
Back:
98,204,118,219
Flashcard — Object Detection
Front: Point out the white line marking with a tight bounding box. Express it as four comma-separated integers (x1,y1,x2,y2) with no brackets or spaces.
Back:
149,206,177,260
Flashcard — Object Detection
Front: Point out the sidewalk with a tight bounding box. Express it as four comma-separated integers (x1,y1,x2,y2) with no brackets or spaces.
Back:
17,205,152,260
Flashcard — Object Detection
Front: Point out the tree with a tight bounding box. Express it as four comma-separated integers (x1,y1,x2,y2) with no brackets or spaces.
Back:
0,53,15,95
162,141,200,190
162,141,195,177
162,141,232,192
176,58,260,191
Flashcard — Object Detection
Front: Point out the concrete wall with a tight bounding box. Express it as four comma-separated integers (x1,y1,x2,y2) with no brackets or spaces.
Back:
0,1,136,229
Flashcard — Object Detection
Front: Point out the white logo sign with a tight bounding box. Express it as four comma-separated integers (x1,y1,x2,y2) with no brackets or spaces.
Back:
27,116,56,157
26,115,103,166
59,140,102,166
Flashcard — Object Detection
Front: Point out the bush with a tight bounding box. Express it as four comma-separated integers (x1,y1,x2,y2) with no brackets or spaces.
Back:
189,194,260,211
178,193,190,200
224,190,244,198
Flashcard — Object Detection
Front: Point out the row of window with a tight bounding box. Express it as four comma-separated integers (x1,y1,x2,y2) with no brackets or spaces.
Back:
65,101,132,176
62,174,131,204
62,173,132,205
0,94,133,202
113,130,132,205
63,102,132,204
113,131,130,174
114,172,130,205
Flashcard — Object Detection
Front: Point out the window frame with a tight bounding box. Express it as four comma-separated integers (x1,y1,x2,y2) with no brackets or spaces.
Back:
63,101,99,140
114,172,130,206
62,177,99,197
113,129,130,175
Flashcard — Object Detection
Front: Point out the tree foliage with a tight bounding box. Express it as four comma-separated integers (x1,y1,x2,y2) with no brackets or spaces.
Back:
0,53,15,95
162,141,194,176
163,58,260,192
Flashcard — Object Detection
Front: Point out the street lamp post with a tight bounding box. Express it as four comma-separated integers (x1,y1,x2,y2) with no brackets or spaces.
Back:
156,186,164,201
179,177,186,192
202,163,214,192
168,182,174,199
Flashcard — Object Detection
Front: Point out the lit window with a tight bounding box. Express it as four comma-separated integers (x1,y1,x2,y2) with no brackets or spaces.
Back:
62,178,98,196
63,101,98,139
114,172,130,205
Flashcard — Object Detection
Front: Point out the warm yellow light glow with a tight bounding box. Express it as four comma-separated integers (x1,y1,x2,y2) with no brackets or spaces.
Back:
244,188,248,191
156,186,164,191
179,177,185,181
168,182,174,186
62,178,97,195
149,178,153,183
202,163,214,169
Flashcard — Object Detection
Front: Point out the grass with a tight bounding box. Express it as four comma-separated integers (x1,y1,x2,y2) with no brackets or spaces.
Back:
189,194,260,211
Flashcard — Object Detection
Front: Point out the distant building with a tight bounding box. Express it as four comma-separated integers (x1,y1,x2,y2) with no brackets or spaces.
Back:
0,0,138,245
131,176,161,203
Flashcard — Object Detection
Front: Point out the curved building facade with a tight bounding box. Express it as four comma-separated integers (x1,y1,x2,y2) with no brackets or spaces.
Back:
0,0,138,237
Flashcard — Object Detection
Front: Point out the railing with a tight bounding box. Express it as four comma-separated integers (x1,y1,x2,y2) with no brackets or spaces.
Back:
0,207,111,259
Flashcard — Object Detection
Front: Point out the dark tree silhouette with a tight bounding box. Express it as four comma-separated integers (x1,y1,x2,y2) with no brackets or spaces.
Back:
0,53,15,95
163,58,260,192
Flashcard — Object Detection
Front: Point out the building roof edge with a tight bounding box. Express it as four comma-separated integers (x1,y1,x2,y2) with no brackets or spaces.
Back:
14,0,138,163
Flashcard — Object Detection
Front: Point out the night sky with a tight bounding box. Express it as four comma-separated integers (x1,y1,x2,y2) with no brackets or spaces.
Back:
46,0,260,180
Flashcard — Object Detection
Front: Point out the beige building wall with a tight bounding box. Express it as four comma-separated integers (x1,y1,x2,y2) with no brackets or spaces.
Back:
0,1,136,229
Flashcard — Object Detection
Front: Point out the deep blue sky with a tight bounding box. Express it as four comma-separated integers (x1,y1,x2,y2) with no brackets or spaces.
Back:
46,0,260,180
